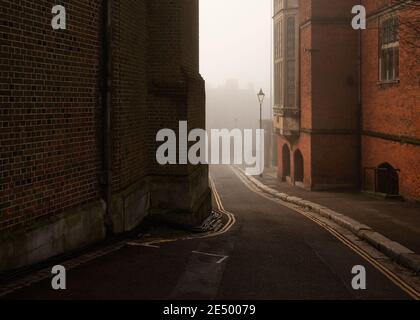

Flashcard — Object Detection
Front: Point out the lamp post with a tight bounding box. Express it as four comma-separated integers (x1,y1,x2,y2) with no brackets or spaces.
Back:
257,88,265,177
257,88,265,133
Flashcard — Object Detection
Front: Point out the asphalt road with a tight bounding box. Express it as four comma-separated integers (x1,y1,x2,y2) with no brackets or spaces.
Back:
4,166,411,300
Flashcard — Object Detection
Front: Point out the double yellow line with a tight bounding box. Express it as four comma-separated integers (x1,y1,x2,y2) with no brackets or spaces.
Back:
209,177,236,236
232,166,420,300
128,177,236,248
304,211,420,300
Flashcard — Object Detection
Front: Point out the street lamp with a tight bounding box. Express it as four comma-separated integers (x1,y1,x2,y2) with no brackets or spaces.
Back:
257,88,265,133
257,88,265,178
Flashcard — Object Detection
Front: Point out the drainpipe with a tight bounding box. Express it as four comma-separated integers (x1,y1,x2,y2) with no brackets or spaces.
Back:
358,1,363,190
101,0,113,235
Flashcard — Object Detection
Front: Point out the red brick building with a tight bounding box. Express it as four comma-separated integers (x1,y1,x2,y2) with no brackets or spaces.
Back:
273,0,419,200
361,0,420,200
0,0,210,273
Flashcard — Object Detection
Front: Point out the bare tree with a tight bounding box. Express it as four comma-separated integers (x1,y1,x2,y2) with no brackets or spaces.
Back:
391,0,420,51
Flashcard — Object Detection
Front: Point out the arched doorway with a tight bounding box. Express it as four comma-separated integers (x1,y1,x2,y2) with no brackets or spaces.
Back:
377,163,399,195
282,144,291,180
294,150,304,183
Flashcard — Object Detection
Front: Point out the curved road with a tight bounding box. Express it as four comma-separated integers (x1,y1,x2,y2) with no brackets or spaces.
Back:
4,166,411,300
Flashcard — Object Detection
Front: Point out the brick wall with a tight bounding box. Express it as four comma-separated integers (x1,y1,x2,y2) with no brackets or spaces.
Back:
311,23,359,131
111,0,148,193
145,0,210,224
362,137,420,199
361,0,420,200
276,0,360,190
300,20,312,130
362,1,419,138
277,134,312,187
311,134,359,187
145,0,206,178
310,0,355,20
0,0,103,231
0,0,210,232
276,0,419,198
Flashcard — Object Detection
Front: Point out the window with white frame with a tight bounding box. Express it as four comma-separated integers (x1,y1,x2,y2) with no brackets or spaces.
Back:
379,16,400,82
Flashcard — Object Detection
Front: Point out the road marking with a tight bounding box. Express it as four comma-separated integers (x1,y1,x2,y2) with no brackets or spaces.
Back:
123,178,236,249
216,256,229,264
210,177,236,235
126,242,160,248
192,251,229,264
0,178,235,298
231,166,420,300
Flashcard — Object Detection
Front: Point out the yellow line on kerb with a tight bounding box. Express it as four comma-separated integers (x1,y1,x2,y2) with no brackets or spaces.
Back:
232,166,420,300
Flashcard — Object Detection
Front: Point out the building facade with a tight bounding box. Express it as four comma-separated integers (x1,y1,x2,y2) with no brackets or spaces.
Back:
273,0,419,200
0,0,211,273
274,0,360,190
361,0,420,200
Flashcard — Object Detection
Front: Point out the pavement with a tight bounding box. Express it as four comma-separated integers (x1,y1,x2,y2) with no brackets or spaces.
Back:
1,165,417,300
248,167,420,273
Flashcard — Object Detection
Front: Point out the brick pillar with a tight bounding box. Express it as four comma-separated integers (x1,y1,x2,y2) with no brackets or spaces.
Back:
145,0,212,227
301,0,361,190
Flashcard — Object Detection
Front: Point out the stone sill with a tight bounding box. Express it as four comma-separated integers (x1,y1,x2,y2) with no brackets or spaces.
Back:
377,79,400,88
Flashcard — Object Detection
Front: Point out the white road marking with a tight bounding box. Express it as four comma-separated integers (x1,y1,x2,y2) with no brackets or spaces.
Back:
216,256,229,264
192,251,229,264
126,242,160,248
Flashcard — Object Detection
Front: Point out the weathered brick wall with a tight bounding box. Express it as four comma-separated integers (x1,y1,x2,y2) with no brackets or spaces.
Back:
361,1,420,199
0,0,209,272
145,0,210,224
0,0,103,230
0,0,210,232
146,0,205,177
110,0,148,193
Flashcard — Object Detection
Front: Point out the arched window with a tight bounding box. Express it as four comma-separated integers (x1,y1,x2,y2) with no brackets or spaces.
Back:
377,163,399,195
294,149,304,183
282,144,291,179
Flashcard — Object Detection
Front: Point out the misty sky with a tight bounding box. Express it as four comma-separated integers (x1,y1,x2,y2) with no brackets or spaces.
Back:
199,0,272,97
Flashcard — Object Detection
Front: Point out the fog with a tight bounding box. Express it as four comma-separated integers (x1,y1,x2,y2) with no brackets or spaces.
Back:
200,0,273,130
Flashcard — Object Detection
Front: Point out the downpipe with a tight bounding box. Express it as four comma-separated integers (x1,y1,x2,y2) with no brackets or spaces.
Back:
101,0,114,235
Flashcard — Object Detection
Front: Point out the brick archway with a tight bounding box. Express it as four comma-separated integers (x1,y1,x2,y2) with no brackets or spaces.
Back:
294,149,304,183
282,144,291,179
377,163,399,195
